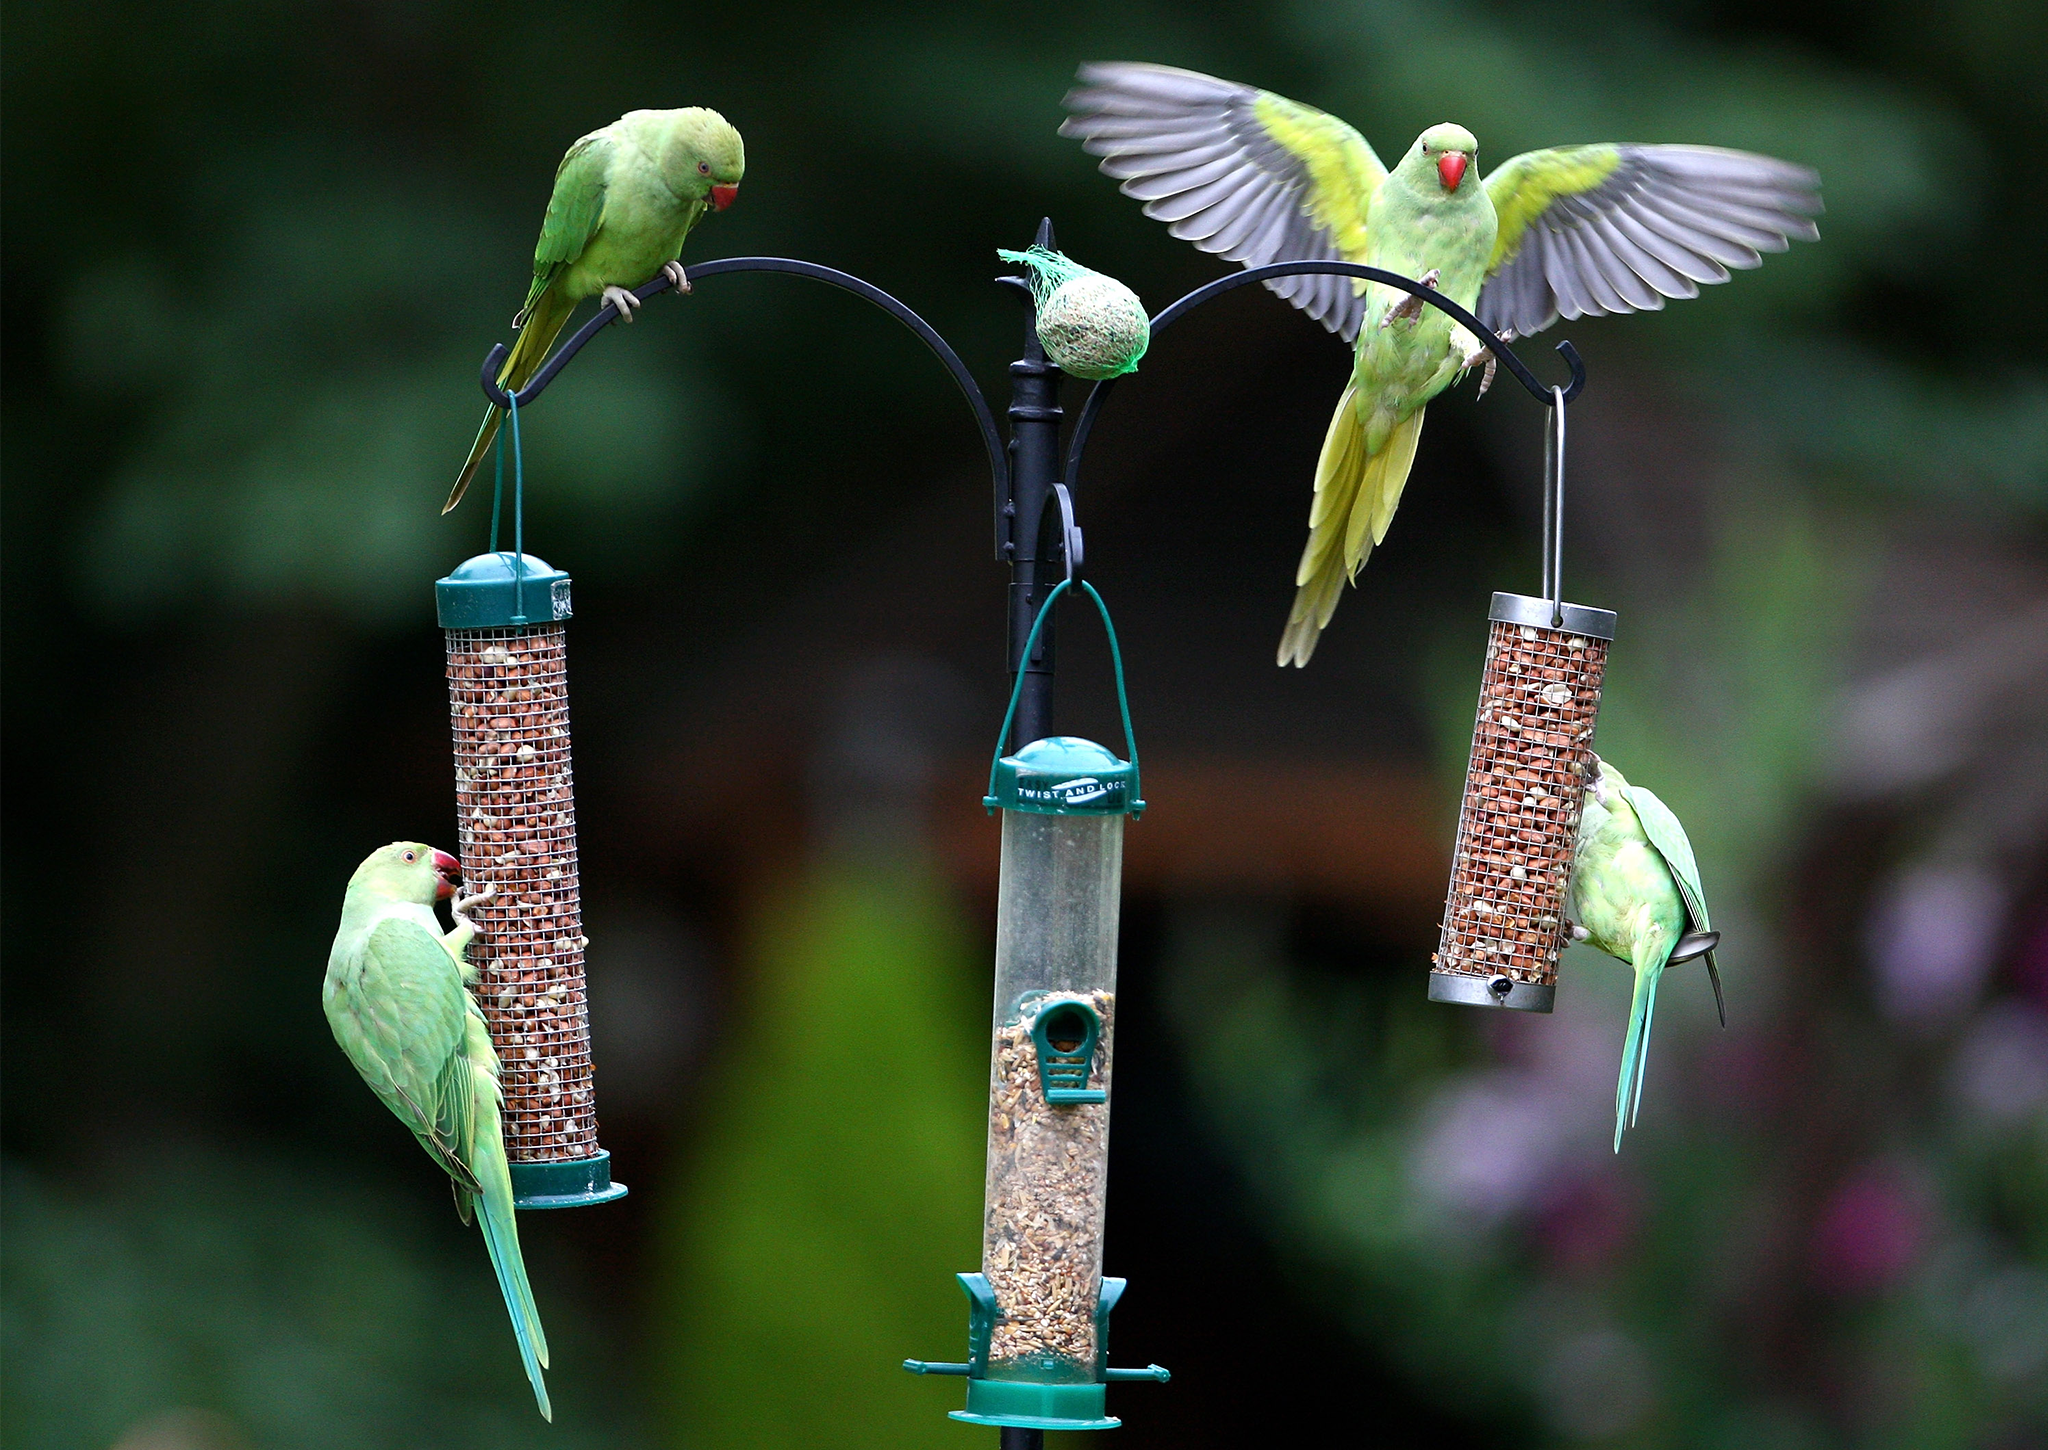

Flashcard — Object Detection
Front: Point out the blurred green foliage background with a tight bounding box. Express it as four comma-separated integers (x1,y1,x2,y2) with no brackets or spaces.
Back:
5,1,2045,1447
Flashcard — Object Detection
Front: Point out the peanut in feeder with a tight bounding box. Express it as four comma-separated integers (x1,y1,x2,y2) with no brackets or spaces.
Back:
1430,390,1615,1013
433,413,625,1209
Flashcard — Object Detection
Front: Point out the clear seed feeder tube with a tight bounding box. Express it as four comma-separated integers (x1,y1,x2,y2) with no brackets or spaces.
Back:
433,415,625,1208
906,580,1168,1431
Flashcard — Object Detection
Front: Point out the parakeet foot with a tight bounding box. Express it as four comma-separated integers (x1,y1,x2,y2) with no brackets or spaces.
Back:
661,260,692,295
601,284,641,322
453,882,497,925
1380,269,1442,329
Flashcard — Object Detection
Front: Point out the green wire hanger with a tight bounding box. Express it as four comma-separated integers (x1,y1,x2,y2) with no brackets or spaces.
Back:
985,577,1144,816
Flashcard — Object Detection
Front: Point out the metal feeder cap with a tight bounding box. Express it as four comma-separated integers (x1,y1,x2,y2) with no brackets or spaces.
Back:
986,736,1140,817
435,552,572,629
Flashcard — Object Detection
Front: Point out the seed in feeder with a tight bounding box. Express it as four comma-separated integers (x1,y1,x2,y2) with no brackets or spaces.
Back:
1501,715,1520,732
1510,865,1527,881
516,744,537,762
1568,638,1586,652
1542,683,1573,705
1537,915,1559,929
526,1047,540,1060
1521,625,1538,641
481,645,510,665
576,936,588,949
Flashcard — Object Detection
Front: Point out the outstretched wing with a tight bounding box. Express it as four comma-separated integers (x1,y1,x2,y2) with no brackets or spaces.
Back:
516,130,617,325
1478,144,1820,339
1060,62,1386,342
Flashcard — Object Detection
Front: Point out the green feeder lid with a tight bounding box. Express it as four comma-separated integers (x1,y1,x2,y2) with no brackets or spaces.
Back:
435,552,572,629
985,736,1141,817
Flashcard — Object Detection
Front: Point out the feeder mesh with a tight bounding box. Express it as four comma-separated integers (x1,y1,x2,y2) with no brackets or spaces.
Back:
1434,618,1609,989
998,245,1149,381
445,623,600,1162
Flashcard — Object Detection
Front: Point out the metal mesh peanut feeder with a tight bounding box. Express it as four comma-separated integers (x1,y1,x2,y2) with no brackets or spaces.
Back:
433,415,625,1208
906,579,1168,1431
1430,393,1614,1013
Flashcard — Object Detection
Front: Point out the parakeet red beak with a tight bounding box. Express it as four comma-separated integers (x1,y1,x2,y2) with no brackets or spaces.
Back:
431,849,460,901
1438,152,1469,191
710,183,739,211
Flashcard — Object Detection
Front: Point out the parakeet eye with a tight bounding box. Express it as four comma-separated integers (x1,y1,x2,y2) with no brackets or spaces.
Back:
698,161,710,174
403,850,417,862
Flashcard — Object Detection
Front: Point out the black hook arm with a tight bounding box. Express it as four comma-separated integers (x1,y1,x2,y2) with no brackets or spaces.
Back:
477,257,1009,504
1064,260,1584,496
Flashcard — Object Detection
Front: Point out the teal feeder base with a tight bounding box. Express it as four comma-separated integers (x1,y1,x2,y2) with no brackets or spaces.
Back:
509,1152,628,1210
904,1272,1168,1430
951,1379,1118,1431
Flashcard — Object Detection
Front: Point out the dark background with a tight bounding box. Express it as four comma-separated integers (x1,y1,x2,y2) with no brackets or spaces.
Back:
6,2,2046,1447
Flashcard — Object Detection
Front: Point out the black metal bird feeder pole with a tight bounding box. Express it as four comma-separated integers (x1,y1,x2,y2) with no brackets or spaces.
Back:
467,222,1589,1445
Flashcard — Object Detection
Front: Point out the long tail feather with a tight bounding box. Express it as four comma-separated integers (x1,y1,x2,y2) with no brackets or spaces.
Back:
1277,393,1424,667
1613,963,1663,1153
445,288,579,515
465,1023,551,1418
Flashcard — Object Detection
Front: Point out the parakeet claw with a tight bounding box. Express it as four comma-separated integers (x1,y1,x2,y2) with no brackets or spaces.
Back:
1467,336,1504,397
661,260,692,295
1380,268,1442,329
453,882,497,922
601,285,641,322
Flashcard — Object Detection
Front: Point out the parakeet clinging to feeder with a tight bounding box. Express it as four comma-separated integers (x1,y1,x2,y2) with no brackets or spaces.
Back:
1565,757,1723,1152
446,106,746,513
1060,63,1822,665
324,842,552,1418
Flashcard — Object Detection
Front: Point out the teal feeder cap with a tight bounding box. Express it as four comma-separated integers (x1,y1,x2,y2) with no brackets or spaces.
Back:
436,552,572,629
985,736,1142,817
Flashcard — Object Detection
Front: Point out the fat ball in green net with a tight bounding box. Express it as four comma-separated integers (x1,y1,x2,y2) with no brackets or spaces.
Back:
997,246,1149,381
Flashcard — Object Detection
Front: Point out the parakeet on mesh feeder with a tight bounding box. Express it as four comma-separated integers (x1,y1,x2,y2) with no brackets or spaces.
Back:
434,423,625,1209
906,580,1168,1430
1430,397,1613,1014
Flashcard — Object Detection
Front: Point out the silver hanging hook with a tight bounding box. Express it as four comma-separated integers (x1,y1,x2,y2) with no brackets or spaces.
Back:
1542,385,1567,627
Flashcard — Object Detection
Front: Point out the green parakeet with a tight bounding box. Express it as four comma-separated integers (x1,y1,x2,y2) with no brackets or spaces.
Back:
446,107,746,513
1565,757,1724,1152
323,842,551,1418
1060,64,1821,665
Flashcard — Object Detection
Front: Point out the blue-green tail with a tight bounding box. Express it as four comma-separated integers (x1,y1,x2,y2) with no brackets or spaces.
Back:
1613,962,1664,1153
466,1053,551,1420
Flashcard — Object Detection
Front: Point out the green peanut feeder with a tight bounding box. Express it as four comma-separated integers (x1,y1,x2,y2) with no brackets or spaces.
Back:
998,246,1150,381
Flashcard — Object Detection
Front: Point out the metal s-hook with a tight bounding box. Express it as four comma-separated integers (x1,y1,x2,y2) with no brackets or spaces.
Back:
1047,481,1083,585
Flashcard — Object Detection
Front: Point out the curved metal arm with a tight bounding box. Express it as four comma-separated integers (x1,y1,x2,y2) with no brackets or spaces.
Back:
1064,260,1584,496
477,257,1008,501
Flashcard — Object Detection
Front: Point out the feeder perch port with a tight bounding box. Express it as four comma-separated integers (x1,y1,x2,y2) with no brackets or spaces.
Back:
437,550,625,1208
1431,591,1616,1012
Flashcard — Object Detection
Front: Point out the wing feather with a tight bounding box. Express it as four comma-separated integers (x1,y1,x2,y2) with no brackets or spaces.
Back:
1062,62,1386,342
1479,143,1819,338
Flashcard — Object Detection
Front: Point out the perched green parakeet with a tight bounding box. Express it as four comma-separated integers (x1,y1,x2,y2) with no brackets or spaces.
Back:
1061,64,1822,665
323,842,551,1418
1565,757,1724,1152
446,107,746,513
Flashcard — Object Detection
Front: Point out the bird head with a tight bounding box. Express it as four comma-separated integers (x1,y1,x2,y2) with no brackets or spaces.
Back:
1409,123,1477,194
660,107,745,212
350,841,460,905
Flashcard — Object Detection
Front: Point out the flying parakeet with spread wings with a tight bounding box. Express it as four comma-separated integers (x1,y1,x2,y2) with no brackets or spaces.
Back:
1060,63,1822,665
446,107,745,513
1565,757,1724,1152
324,843,551,1418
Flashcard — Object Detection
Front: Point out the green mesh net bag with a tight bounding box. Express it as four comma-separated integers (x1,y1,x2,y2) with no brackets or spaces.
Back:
997,246,1150,381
